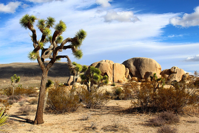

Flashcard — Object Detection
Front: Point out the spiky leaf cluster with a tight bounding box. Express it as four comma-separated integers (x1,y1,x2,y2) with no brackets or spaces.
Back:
38,42,44,49
75,64,82,72
46,79,54,88
28,51,38,60
46,17,55,27
73,49,83,59
55,20,67,33
43,28,51,36
82,65,88,72
72,29,87,47
56,36,63,44
76,29,87,40
11,74,20,84
80,66,109,90
0,107,9,127
37,19,46,30
90,66,101,75
19,14,36,29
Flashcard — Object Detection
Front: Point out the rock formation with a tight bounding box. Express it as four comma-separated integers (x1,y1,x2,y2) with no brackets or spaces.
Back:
160,66,186,82
89,60,129,83
122,57,162,81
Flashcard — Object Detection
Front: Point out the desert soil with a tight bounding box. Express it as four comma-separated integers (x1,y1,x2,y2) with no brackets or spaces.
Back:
0,62,199,133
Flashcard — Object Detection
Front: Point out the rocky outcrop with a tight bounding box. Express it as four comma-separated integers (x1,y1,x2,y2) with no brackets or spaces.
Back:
89,60,129,83
160,66,186,82
122,57,161,81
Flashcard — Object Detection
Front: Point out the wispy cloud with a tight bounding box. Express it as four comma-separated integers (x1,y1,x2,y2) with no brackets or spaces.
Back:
168,34,183,38
0,2,21,13
185,55,199,61
170,6,199,27
96,0,112,8
25,0,53,3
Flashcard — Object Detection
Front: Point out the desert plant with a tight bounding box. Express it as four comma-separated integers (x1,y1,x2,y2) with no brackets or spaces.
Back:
0,107,9,127
80,66,108,92
19,105,34,115
10,74,20,100
130,73,199,113
148,111,179,127
157,125,177,133
20,14,86,124
79,67,109,108
113,87,123,100
68,62,88,89
28,98,38,105
43,79,54,112
80,85,109,108
46,85,80,113
111,83,116,86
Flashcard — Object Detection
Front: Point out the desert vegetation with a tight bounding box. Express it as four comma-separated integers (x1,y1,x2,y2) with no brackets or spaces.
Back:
0,13,198,133
0,69,199,132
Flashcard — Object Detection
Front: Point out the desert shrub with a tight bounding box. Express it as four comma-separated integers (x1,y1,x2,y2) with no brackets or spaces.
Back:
112,87,123,100
147,111,179,127
28,98,38,105
19,105,35,115
130,73,199,113
148,117,165,127
158,111,180,124
111,83,116,86
157,125,177,133
8,95,23,101
3,87,37,97
80,85,109,109
46,85,80,114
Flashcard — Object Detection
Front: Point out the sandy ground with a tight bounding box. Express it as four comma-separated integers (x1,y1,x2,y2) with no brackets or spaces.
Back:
1,95,199,133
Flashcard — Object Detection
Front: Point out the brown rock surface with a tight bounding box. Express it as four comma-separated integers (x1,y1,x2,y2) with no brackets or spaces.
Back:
122,57,161,81
89,60,128,83
161,66,186,82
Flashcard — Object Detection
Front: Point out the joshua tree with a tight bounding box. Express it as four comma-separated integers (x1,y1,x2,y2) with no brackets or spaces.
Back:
80,66,109,92
19,14,86,124
10,74,20,100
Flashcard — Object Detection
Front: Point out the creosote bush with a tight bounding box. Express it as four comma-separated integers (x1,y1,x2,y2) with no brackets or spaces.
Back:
147,111,179,127
46,84,80,114
79,85,109,109
128,73,199,113
157,125,177,133
3,87,37,97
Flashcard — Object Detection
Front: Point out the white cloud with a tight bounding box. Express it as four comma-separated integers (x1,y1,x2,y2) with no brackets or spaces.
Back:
21,4,30,8
168,34,183,38
185,55,199,61
0,2,21,13
103,10,139,22
170,6,199,27
25,0,53,3
96,0,112,7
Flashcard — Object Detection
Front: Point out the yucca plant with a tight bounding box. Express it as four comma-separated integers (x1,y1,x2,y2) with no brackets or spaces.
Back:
10,74,20,100
0,107,9,127
19,14,87,124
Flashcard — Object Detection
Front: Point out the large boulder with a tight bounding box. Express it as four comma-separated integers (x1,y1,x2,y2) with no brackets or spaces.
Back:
160,66,186,82
89,60,129,83
122,57,162,81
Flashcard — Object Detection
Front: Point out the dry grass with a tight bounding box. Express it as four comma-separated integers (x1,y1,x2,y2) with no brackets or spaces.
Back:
157,125,177,133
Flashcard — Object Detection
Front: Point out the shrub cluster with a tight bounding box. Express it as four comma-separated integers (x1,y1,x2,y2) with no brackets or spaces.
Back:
3,87,37,97
46,84,80,114
126,73,199,113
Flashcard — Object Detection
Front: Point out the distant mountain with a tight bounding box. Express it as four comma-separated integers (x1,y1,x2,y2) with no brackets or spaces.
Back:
0,62,71,79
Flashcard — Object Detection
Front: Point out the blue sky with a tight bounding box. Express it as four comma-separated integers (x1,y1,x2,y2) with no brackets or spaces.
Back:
0,0,199,74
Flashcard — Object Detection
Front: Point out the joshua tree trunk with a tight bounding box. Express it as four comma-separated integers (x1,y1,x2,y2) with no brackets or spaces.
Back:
34,70,48,124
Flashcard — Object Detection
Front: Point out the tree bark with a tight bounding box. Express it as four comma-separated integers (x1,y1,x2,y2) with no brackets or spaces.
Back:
34,70,48,124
